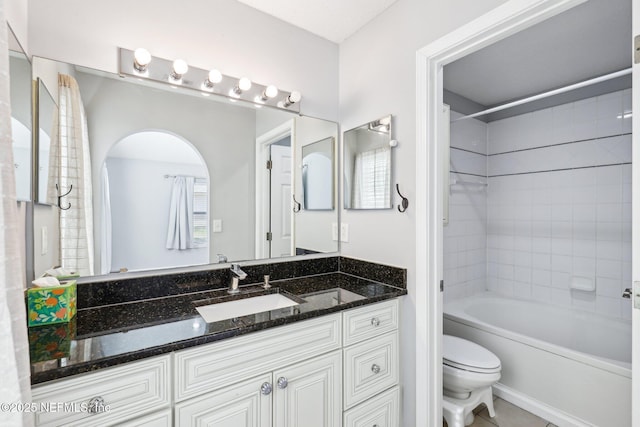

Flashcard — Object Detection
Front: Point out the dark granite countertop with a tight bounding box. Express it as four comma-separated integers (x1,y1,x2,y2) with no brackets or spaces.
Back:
29,272,406,385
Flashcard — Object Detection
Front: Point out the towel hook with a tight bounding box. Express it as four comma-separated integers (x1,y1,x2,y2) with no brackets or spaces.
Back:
292,195,301,213
396,184,408,213
56,183,73,210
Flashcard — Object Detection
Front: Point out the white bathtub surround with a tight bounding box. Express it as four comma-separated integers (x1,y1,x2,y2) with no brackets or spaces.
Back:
444,111,488,303
486,89,632,321
444,293,631,427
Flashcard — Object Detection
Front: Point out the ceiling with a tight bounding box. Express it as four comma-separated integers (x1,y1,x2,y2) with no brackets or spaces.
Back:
235,0,399,43
444,0,632,110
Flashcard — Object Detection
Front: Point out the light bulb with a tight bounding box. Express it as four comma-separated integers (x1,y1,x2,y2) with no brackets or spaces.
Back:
258,85,279,102
289,91,302,103
281,91,302,108
170,59,188,81
238,77,252,91
265,85,278,99
208,69,222,84
203,69,223,90
133,48,151,72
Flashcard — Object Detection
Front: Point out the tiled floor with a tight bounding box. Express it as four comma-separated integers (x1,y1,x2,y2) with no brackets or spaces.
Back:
444,397,558,427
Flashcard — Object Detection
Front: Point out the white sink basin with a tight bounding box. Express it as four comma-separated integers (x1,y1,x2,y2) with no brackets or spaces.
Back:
196,293,299,323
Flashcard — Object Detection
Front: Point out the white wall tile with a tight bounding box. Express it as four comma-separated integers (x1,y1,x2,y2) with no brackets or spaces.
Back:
596,296,621,318
479,92,631,319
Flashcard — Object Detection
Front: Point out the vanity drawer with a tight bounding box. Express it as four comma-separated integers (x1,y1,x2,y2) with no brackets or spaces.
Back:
343,331,399,409
175,313,341,402
117,409,172,427
344,386,400,427
32,355,171,427
343,299,398,346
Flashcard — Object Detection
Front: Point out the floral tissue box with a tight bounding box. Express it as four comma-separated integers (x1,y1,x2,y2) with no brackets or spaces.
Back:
27,280,77,327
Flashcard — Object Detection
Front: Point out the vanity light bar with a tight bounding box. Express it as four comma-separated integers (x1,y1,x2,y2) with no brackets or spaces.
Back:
118,48,301,113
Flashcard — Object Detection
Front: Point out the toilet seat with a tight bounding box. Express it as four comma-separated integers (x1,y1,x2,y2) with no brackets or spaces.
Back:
443,335,501,374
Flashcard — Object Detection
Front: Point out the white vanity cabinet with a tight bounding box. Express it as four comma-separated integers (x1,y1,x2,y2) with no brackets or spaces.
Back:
30,298,402,427
342,299,400,427
175,351,342,427
174,313,342,427
31,355,171,427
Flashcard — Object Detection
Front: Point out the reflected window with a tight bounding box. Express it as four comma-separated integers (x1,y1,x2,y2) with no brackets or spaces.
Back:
352,147,391,209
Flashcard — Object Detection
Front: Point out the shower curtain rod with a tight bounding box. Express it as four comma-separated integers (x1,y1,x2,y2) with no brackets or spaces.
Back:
453,68,632,121
164,174,206,179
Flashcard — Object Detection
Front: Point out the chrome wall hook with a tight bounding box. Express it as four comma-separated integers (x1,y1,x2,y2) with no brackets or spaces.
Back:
56,183,73,210
396,184,408,213
292,195,301,213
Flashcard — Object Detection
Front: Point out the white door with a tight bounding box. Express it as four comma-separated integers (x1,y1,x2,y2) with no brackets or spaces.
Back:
273,351,342,427
270,144,293,258
632,1,639,424
174,373,272,427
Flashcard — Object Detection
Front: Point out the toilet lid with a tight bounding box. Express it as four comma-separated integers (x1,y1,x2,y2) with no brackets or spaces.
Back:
443,335,501,373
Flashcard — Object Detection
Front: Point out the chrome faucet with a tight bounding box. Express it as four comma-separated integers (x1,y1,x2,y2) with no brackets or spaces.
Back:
228,263,247,294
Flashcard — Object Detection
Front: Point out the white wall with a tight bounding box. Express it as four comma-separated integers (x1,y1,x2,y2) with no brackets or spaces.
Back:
443,111,487,303
486,89,632,320
106,157,208,272
339,1,509,424
6,0,27,54
27,0,338,121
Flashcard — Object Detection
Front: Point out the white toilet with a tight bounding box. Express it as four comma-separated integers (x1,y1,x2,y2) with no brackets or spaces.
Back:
442,335,501,427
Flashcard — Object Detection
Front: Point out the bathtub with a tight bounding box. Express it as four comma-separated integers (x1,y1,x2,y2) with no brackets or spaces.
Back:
444,292,631,427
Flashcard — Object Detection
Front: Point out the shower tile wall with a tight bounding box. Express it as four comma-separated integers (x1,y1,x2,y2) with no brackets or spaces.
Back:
486,89,632,320
443,111,488,303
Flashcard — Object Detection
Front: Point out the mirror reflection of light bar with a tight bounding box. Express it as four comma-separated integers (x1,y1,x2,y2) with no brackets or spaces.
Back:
617,112,633,119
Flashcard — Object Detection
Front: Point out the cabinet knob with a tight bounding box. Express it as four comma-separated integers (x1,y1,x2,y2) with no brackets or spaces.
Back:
371,364,381,374
277,376,288,389
371,317,380,327
261,382,273,395
87,396,106,414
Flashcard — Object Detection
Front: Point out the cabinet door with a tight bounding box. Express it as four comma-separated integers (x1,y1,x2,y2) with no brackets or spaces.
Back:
175,373,272,427
273,350,342,427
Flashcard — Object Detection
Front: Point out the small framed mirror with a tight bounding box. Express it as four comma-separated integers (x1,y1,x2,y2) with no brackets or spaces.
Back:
343,115,393,210
8,25,32,202
302,136,334,210
35,79,56,205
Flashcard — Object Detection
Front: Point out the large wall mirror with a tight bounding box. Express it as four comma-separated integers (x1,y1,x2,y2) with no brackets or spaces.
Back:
8,26,32,202
31,56,339,279
343,115,394,210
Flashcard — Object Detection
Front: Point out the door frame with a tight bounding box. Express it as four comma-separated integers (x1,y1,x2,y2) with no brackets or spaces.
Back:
255,120,295,259
631,1,639,425
415,0,587,425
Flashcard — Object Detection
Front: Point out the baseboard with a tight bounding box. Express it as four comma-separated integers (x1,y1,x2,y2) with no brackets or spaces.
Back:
493,383,595,427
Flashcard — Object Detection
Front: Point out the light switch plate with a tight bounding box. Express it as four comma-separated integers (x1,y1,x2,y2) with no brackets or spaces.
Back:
331,223,338,241
340,223,349,243
41,227,48,255
212,219,222,233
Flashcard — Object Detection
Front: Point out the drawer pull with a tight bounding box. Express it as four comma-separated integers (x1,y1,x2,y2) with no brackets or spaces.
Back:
261,382,273,395
87,396,106,414
371,364,381,374
277,377,289,389
371,317,380,327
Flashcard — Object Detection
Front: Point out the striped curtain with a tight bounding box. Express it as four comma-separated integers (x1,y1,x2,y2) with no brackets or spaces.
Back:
47,74,94,276
0,7,32,426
